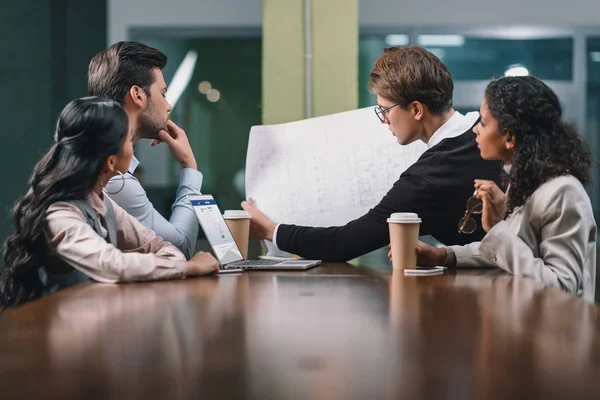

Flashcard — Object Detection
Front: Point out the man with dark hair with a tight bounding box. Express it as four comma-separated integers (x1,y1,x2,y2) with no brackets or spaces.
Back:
243,46,503,263
88,41,201,259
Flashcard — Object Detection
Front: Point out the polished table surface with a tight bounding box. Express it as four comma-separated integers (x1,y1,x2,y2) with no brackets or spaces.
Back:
1,263,599,399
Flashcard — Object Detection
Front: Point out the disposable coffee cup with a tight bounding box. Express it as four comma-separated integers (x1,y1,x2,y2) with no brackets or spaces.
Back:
387,212,421,270
223,210,252,259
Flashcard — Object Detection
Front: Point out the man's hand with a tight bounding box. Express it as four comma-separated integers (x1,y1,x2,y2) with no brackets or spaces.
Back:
151,120,198,170
474,180,506,232
241,198,278,241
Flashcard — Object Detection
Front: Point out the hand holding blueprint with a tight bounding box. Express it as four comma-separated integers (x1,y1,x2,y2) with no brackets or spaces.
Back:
245,107,427,232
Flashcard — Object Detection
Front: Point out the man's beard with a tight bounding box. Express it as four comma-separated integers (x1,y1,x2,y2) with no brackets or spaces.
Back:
137,107,167,140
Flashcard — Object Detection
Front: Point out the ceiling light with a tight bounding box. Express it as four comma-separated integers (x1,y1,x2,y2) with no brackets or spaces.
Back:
206,89,221,103
417,34,465,47
166,50,198,108
504,64,529,77
198,81,212,94
385,34,409,46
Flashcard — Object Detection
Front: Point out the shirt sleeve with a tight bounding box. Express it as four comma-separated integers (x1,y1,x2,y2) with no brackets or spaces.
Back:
46,201,187,283
105,168,203,260
449,242,498,268
276,171,442,262
272,224,281,248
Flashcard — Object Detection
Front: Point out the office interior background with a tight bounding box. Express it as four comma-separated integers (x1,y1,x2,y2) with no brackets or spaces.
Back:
2,0,600,274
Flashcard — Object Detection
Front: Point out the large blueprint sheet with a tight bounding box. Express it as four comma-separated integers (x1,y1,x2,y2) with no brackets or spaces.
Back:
245,107,427,231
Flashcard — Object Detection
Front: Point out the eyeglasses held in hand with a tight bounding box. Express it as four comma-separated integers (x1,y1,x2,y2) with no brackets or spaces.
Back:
374,103,399,123
458,190,483,234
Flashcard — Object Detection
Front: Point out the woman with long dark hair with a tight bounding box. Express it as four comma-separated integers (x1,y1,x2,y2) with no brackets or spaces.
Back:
413,76,596,300
0,97,219,307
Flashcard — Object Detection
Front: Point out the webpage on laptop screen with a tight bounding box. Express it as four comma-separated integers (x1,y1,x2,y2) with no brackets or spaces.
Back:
190,197,243,264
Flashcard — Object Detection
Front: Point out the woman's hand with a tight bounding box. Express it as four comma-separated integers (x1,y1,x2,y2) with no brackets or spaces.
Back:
388,241,447,267
241,198,278,241
185,251,220,276
474,180,506,232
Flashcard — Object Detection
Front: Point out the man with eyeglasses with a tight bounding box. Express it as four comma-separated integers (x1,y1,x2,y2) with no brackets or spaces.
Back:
242,46,503,264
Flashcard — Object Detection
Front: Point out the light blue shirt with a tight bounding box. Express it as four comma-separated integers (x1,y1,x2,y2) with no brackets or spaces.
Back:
105,156,202,260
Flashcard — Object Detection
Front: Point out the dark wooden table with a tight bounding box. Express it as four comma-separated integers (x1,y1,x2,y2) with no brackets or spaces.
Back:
1,263,599,399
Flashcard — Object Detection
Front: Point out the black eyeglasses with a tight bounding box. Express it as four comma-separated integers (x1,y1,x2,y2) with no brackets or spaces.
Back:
374,104,399,123
458,190,483,234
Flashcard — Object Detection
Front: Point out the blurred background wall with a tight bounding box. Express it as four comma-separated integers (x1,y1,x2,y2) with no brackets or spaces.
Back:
0,0,107,245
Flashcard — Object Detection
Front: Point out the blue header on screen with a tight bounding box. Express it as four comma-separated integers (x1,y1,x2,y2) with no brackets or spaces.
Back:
191,199,216,206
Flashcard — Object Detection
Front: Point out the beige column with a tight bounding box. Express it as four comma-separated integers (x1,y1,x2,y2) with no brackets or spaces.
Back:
311,0,358,117
262,0,358,124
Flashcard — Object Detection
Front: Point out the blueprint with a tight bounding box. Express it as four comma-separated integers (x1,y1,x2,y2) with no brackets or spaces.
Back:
245,107,427,233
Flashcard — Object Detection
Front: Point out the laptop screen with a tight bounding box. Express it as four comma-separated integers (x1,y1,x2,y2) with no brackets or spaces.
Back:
189,195,243,264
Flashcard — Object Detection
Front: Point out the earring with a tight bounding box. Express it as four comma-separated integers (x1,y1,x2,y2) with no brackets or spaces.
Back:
102,171,126,195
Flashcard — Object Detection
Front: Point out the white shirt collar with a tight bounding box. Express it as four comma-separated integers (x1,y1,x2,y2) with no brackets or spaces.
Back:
426,111,480,149
128,155,140,175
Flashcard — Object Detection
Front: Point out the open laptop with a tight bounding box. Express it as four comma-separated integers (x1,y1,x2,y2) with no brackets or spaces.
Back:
188,194,321,270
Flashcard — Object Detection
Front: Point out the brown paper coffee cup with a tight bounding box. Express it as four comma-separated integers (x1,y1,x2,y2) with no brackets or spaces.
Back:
388,212,421,270
224,210,252,259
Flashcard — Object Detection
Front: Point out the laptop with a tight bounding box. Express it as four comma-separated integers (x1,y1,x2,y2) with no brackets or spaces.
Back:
188,194,321,270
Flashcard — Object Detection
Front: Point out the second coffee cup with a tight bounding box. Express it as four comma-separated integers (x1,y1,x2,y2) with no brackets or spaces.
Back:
387,212,421,270
223,210,252,259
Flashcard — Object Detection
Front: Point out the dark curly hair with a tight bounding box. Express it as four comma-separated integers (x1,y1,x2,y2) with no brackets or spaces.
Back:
484,76,592,216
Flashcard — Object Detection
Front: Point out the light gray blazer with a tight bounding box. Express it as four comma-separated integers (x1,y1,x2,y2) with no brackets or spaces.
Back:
450,175,597,302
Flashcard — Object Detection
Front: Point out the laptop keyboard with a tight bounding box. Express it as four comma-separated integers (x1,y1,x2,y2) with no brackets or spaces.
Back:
228,259,282,267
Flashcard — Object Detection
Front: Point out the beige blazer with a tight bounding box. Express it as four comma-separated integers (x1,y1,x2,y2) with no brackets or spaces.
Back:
450,175,597,302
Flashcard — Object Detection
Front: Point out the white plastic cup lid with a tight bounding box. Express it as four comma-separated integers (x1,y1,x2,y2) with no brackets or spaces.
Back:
387,212,421,223
223,210,252,219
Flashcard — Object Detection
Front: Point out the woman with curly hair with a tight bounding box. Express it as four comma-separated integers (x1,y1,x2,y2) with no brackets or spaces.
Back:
0,97,219,308
412,76,596,300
